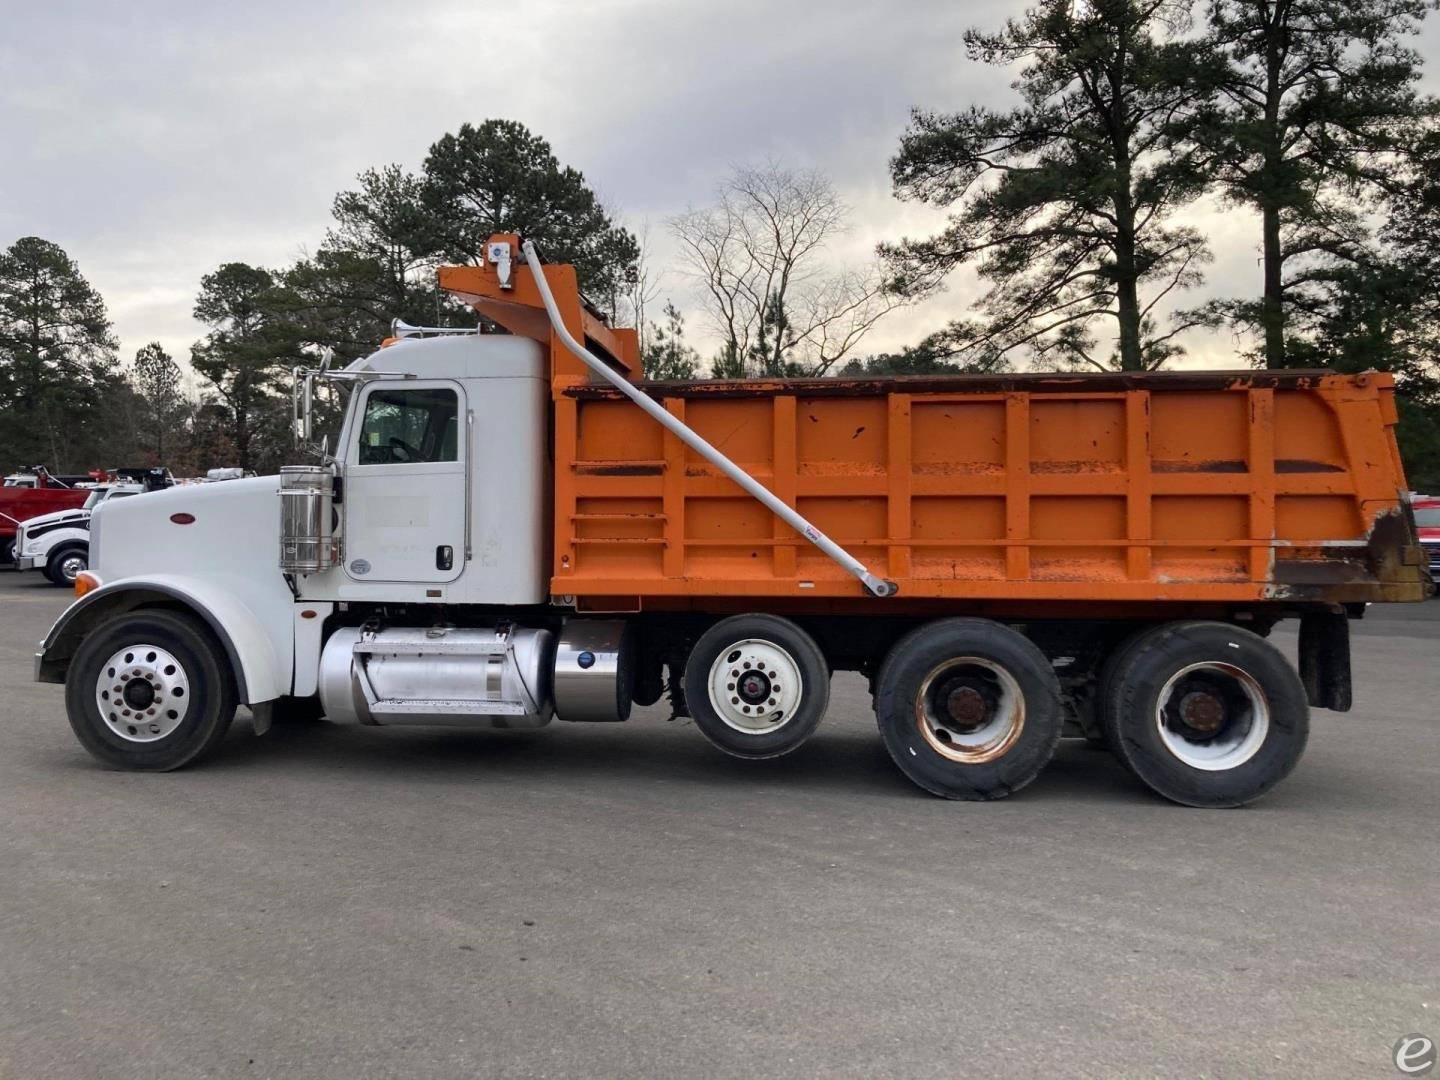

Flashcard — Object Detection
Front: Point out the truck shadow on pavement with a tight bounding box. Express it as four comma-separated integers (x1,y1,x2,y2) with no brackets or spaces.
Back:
195,713,1174,807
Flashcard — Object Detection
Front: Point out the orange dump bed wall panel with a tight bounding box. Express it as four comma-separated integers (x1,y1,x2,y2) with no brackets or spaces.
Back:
436,243,1423,609
551,371,1422,607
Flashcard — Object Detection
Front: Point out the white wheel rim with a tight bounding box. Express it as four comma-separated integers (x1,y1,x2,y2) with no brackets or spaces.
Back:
59,553,86,581
1154,661,1269,771
707,638,804,735
94,644,192,743
914,656,1025,763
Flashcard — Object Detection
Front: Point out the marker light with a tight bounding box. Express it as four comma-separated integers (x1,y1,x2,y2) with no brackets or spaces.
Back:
74,571,101,598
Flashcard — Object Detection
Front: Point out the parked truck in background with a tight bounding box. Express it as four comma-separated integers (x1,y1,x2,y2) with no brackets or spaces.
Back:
1409,495,1440,580
12,469,175,586
1,467,94,563
33,236,1433,806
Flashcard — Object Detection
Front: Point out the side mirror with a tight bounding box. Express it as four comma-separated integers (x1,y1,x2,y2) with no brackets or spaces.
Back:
291,367,315,446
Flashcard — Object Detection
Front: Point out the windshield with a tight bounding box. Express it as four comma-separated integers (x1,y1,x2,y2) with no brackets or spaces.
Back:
1412,508,1440,528
83,489,108,509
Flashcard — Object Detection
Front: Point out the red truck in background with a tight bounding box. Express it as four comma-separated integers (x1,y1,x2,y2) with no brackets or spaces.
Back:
1411,494,1440,580
0,467,94,562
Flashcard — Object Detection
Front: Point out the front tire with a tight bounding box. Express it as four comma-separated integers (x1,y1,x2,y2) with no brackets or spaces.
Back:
1100,621,1309,807
65,609,237,771
684,614,830,759
875,618,1063,800
45,544,88,587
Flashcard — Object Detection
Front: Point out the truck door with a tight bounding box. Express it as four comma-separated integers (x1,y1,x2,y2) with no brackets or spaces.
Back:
343,380,467,584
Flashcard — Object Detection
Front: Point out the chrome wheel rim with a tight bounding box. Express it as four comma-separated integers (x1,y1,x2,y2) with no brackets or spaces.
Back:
59,553,86,582
707,638,803,734
1154,661,1269,771
94,644,191,743
915,656,1025,763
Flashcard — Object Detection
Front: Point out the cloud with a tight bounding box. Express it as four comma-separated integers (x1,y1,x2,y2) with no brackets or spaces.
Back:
1,0,1436,371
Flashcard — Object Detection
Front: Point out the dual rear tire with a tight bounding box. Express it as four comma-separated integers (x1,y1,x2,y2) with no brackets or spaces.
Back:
874,619,1064,800
1099,621,1308,807
684,613,1309,806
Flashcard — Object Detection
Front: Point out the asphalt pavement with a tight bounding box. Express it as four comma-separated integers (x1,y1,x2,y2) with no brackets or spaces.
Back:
1,571,1436,1079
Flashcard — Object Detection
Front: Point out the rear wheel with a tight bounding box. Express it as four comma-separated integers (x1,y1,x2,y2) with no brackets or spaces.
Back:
1076,627,1151,755
45,544,88,587
65,609,237,771
684,614,830,759
875,618,1063,800
1101,621,1308,807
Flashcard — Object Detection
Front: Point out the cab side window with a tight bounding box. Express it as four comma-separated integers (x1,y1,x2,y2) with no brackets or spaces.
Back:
357,388,459,465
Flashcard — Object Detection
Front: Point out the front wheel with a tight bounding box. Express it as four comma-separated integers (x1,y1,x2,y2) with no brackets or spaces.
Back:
45,544,88,587
65,609,237,771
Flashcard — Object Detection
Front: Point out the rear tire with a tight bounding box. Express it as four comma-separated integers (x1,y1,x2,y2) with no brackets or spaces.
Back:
684,614,830,759
45,544,88,587
1101,621,1308,807
65,609,237,771
875,618,1063,800
1077,627,1152,757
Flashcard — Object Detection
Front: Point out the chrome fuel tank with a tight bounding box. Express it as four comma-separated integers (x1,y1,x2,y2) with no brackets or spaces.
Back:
319,625,555,729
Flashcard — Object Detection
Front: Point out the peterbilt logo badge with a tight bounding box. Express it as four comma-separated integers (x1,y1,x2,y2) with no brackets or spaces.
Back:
350,559,371,575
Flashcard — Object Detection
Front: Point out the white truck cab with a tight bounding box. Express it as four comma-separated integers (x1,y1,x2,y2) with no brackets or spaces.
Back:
14,483,144,586
33,328,577,769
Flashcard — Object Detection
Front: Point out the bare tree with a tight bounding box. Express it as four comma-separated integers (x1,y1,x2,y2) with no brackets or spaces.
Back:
614,221,663,357
671,162,903,377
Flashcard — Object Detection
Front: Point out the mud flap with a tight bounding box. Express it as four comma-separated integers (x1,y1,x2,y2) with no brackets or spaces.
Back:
1298,611,1352,712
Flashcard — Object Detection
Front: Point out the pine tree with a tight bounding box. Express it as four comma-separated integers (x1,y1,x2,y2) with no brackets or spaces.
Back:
422,120,639,304
1198,0,1434,367
288,165,450,362
0,237,117,471
642,302,701,381
886,0,1218,371
130,342,183,462
190,264,300,472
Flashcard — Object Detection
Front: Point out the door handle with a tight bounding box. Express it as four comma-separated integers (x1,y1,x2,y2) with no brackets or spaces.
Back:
436,545,453,571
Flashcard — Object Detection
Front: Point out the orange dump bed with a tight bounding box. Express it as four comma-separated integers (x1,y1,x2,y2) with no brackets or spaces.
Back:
552,371,1427,609
439,239,1428,612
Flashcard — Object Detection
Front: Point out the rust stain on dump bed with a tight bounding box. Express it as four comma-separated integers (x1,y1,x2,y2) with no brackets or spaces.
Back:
573,462,664,477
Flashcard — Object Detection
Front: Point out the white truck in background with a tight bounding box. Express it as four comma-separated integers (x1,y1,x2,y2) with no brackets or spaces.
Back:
13,484,144,586
14,470,174,586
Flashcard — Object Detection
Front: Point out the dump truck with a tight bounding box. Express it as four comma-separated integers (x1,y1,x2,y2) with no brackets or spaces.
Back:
34,236,1432,806
1,467,93,562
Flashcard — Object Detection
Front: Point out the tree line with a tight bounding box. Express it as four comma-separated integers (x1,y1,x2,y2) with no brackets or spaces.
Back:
2,0,1437,484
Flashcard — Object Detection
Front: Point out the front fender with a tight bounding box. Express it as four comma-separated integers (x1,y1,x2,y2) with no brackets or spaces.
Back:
35,574,291,705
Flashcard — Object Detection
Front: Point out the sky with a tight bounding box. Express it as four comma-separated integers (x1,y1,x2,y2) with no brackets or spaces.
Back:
2,0,1438,378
